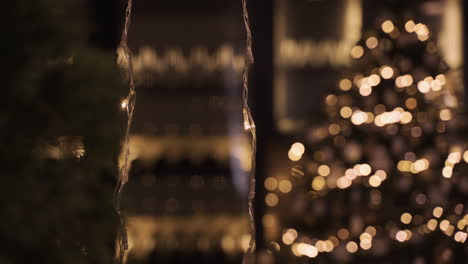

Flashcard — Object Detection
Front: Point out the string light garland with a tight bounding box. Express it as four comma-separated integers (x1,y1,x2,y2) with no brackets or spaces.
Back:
115,0,135,263
269,19,467,263
240,0,257,263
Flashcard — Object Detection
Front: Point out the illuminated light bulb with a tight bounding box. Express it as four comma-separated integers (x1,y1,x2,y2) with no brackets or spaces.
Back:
351,111,368,125
323,240,334,252
337,177,352,189
396,230,407,242
278,180,292,193
369,175,381,187
340,107,353,118
380,66,394,79
368,74,381,86
265,193,279,207
436,74,446,85
401,213,412,224
442,166,453,178
381,20,395,33
359,239,372,250
288,150,302,161
346,241,358,253
439,109,452,121
318,165,331,176
359,84,372,96
440,220,450,231
417,81,430,93
417,33,429,41
121,99,128,109
312,176,326,191
447,152,461,164
350,45,364,59
282,232,295,245
360,232,372,241
298,243,318,258
457,219,466,230
264,177,278,191
365,226,377,237
375,170,387,181
415,23,429,37
359,164,372,176
345,169,357,180
328,123,341,135
433,207,443,218
400,112,412,124
431,79,442,91
405,20,416,32
339,79,352,91
454,231,467,243
291,142,305,156
365,37,379,49
427,219,438,231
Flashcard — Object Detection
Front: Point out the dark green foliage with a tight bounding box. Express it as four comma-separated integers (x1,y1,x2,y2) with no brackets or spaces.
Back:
1,0,126,263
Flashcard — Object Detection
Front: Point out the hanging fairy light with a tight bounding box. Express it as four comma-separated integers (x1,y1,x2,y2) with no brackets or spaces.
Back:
115,0,135,263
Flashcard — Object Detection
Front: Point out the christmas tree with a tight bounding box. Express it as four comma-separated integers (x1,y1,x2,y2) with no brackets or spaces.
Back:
268,17,468,263
1,0,125,263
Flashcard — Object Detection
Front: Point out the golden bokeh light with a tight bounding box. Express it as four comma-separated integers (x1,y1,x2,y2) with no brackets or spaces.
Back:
264,177,278,191
381,20,395,33
350,45,364,59
265,193,279,207
365,37,379,49
380,66,394,79
278,180,293,193
339,79,352,91
318,164,331,176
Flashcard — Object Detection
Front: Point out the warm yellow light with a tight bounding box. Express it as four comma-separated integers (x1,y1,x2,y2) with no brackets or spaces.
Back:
380,66,394,79
318,165,331,176
351,111,368,125
417,81,430,93
359,84,372,96
121,99,128,109
369,175,381,187
396,230,407,242
382,20,395,33
433,207,443,218
375,170,387,181
339,79,352,91
350,45,364,59
401,213,412,224
439,220,450,231
312,176,326,191
340,107,353,118
359,163,372,176
264,177,278,191
265,193,279,207
405,20,416,32
442,166,453,178
346,241,358,253
291,142,305,156
278,180,292,193
328,123,341,135
427,219,438,231
440,109,452,121
454,231,467,243
365,37,379,49
288,150,302,161
463,151,468,163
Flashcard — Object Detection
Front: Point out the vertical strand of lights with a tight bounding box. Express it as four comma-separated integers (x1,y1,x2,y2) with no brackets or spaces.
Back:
115,0,135,263
241,0,257,263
